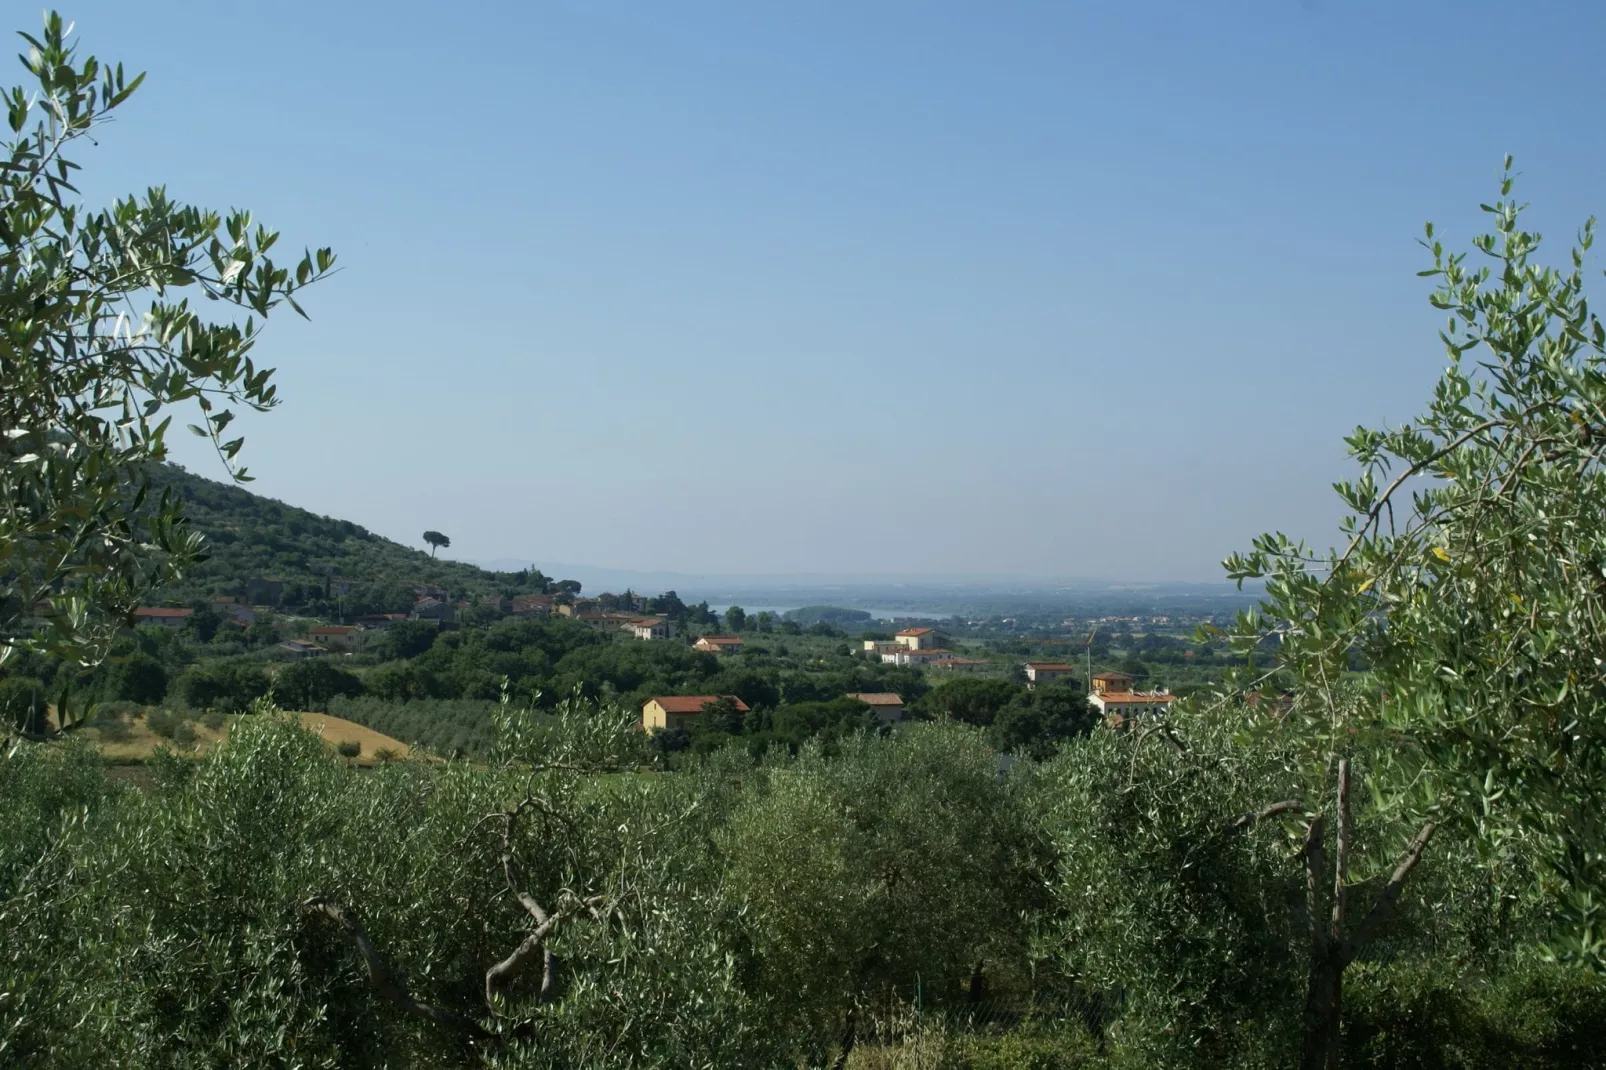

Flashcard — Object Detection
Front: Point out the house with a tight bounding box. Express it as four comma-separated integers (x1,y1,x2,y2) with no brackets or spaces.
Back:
556,598,601,618
510,594,555,617
1025,662,1076,688
411,597,451,621
862,639,900,655
1088,670,1176,724
693,635,744,654
847,692,906,722
894,627,940,650
641,695,750,733
308,624,362,652
880,647,956,667
625,617,674,641
217,601,257,625
132,607,193,630
278,639,325,659
1091,671,1134,696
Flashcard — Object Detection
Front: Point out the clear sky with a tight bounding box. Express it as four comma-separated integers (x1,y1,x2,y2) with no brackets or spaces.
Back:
52,1,1606,580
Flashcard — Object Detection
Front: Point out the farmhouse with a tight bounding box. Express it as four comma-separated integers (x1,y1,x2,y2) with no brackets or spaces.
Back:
641,695,750,733
894,627,940,650
510,594,555,617
278,639,325,659
1088,670,1176,724
308,624,362,652
847,692,906,722
625,617,674,640
132,607,192,630
1024,662,1075,688
411,597,451,621
880,647,955,667
693,635,744,654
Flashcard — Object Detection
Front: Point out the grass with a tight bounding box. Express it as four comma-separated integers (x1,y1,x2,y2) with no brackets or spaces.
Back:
81,709,410,765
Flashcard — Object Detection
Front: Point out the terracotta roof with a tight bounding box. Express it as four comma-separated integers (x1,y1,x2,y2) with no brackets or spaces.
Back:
1092,671,1133,681
1026,662,1074,671
646,695,751,714
133,607,192,619
847,693,904,706
896,627,935,636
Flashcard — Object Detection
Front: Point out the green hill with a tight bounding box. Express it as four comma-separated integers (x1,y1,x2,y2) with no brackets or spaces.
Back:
146,465,565,616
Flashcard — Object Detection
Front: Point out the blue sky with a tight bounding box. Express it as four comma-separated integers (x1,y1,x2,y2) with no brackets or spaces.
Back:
52,1,1606,580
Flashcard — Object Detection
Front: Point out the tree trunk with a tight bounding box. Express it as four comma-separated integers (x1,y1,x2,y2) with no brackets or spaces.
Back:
1297,761,1434,1070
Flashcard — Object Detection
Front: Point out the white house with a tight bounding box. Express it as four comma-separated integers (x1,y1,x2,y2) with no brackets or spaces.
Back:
880,647,955,667
1024,662,1076,688
1088,670,1176,723
626,617,674,641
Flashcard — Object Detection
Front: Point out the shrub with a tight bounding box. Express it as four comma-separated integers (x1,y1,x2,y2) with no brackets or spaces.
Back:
96,717,132,743
336,740,360,758
373,747,399,763
200,711,226,731
144,708,179,739
171,722,197,748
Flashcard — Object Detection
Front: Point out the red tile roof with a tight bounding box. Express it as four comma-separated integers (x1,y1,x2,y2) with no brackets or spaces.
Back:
646,695,751,714
896,627,935,636
133,607,192,619
1026,662,1074,671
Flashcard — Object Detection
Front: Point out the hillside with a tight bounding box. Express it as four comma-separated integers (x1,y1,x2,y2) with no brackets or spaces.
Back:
146,465,566,615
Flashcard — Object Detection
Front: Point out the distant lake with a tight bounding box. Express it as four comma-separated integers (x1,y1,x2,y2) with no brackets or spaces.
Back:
706,605,952,622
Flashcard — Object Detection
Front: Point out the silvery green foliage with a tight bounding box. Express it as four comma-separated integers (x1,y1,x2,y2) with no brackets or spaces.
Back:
1223,162,1606,967
0,11,333,677
716,722,1045,1063
1038,714,1308,1068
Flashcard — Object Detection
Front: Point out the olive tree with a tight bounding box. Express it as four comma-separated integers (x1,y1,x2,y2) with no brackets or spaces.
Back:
1222,161,1606,1063
0,12,334,686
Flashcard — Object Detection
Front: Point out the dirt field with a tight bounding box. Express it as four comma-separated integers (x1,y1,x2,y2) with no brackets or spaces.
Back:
87,710,410,764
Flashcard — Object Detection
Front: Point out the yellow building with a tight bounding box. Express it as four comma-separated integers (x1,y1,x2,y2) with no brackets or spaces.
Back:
641,695,750,732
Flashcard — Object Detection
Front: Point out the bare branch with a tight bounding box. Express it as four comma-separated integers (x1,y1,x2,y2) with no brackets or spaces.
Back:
1340,821,1437,965
302,896,492,1038
1227,799,1304,832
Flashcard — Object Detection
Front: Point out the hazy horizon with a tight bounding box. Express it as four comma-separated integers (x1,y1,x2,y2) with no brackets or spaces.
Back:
69,1,1606,581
